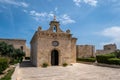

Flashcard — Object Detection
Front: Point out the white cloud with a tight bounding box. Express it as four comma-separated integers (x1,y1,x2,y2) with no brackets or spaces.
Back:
20,2,29,8
101,26,120,38
84,0,98,6
73,0,81,7
29,10,48,21
0,0,29,8
28,10,75,25
30,10,47,17
100,26,120,48
58,14,75,24
73,0,98,7
48,12,54,17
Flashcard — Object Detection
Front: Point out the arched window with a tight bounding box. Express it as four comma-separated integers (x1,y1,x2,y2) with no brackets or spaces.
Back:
53,26,57,32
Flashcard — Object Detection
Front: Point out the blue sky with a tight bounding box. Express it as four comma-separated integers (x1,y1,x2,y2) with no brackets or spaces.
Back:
0,0,120,49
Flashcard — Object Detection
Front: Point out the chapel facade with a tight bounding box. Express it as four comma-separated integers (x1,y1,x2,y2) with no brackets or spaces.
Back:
30,18,77,67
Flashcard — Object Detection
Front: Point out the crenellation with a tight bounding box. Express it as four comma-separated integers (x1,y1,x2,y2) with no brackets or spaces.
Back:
96,44,117,55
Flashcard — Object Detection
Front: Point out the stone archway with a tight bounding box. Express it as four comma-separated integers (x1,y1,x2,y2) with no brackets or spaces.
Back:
51,50,59,66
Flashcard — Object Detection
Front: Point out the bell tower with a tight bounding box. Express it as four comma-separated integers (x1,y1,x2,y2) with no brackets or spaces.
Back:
47,16,63,33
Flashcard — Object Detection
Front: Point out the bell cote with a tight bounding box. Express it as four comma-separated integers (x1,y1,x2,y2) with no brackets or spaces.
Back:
47,16,63,33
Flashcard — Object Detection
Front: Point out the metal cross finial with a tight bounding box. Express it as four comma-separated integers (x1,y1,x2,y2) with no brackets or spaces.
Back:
53,15,56,21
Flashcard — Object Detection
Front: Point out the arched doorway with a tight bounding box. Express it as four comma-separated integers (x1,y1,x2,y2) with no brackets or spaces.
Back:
51,50,59,66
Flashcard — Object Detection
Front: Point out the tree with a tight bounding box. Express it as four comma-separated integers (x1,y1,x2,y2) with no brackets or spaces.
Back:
0,42,15,57
14,49,25,63
14,49,25,59
0,42,25,63
114,50,120,58
7,45,14,57
0,42,8,56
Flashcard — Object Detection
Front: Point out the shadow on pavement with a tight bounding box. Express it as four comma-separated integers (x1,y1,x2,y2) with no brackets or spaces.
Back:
20,60,35,68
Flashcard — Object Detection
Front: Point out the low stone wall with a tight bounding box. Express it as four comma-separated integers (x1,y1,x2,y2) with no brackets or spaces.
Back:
11,63,20,80
94,63,120,68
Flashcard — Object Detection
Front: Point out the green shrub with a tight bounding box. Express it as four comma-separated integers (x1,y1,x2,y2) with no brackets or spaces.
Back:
112,51,120,58
42,63,48,68
9,59,19,65
108,58,120,65
0,57,9,74
77,57,96,62
96,53,116,64
19,57,23,63
62,63,68,67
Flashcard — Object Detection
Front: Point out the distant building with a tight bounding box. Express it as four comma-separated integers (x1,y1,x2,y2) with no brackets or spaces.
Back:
0,38,30,57
96,44,117,55
104,44,117,51
76,45,95,58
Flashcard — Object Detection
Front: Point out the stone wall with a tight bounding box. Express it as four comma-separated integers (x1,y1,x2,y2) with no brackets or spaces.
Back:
0,38,30,57
11,63,19,80
26,46,30,57
76,45,95,58
104,44,117,51
96,44,117,55
31,31,77,66
30,19,77,67
96,50,115,55
30,38,38,66
71,38,77,63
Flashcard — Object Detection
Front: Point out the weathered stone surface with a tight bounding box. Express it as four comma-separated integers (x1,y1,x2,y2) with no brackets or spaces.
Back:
76,45,95,58
0,38,30,57
17,62,120,80
30,19,77,67
96,44,117,55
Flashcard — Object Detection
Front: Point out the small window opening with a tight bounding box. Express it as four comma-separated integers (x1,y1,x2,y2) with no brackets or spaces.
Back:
21,46,23,51
53,26,57,32
107,48,111,50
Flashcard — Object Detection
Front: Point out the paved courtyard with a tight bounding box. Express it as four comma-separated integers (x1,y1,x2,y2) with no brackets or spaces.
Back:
17,61,120,80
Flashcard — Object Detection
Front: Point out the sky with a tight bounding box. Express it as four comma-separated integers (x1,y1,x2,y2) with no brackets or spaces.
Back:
0,0,120,49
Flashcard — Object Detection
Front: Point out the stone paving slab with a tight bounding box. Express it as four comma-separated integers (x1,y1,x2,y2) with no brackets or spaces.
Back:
18,62,120,80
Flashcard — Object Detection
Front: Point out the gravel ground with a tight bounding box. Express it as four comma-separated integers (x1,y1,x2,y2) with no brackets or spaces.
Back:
17,62,120,80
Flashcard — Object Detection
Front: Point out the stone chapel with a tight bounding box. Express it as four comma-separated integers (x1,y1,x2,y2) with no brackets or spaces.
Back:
30,17,77,67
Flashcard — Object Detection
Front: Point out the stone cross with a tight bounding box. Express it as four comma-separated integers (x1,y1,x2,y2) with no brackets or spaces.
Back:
54,15,56,21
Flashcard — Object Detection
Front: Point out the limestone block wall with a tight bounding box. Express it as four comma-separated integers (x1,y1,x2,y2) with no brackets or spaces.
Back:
30,40,38,66
30,19,77,67
26,46,30,57
0,38,28,56
104,44,117,51
96,50,115,55
37,37,73,66
76,45,95,58
96,44,117,55
71,38,77,63
11,63,19,80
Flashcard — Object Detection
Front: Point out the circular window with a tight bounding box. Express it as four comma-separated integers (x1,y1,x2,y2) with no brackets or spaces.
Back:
52,41,59,46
